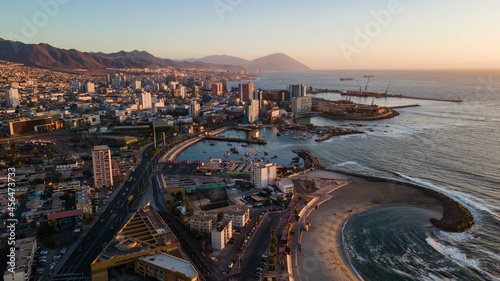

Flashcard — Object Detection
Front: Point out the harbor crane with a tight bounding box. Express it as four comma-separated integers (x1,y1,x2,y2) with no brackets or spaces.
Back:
385,81,391,95
355,79,362,94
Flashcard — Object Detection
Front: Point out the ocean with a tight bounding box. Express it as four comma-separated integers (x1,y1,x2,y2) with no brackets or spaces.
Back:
180,70,500,280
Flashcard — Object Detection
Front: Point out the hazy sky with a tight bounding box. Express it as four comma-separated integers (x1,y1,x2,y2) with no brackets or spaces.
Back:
1,0,499,69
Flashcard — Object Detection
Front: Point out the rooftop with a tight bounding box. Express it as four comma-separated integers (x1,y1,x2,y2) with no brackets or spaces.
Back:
92,145,110,151
140,253,197,278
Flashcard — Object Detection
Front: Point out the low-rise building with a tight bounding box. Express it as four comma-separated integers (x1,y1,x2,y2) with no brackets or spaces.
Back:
189,212,217,233
277,177,294,194
3,237,37,281
222,206,249,228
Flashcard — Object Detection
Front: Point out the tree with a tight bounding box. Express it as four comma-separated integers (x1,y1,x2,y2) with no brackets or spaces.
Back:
306,184,311,190
270,244,277,254
271,237,277,244
263,198,271,207
268,255,276,265
277,196,284,204
285,247,291,255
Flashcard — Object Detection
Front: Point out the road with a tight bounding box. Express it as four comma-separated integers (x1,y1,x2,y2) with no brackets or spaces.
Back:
54,141,161,279
229,212,281,281
151,174,221,281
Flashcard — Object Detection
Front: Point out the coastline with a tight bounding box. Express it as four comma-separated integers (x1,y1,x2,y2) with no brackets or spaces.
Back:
296,170,444,281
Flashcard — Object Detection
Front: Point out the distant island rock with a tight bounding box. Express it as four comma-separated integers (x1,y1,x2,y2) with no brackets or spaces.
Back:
184,52,310,72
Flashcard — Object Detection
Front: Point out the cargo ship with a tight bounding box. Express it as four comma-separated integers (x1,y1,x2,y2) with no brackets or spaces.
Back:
340,77,355,81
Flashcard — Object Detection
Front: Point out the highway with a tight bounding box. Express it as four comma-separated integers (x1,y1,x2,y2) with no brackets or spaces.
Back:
54,141,160,279
53,139,221,281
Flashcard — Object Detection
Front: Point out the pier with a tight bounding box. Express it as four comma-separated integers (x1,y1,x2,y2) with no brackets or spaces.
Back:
308,88,463,102
204,135,268,144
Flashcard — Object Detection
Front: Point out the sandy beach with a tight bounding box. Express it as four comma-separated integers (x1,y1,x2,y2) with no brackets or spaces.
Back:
296,169,443,281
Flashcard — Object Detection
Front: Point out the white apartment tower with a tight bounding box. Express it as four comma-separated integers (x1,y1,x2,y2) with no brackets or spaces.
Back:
251,161,277,188
92,145,114,188
211,219,232,250
6,88,20,108
140,92,152,109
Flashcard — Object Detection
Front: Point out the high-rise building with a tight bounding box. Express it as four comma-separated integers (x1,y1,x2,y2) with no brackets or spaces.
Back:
189,101,200,117
211,219,232,250
92,145,113,188
211,83,222,95
140,92,152,109
72,82,81,90
292,96,312,115
204,76,212,90
254,89,263,109
288,84,306,98
251,161,277,188
168,81,178,92
111,76,121,87
6,88,20,108
134,80,142,90
278,90,288,102
86,82,95,94
244,99,260,123
191,85,199,97
238,82,254,102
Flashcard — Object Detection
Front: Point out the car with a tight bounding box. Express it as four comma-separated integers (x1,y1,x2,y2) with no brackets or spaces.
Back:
261,254,268,259
78,245,83,252
110,210,113,214
100,219,104,223
40,250,48,255
87,235,93,240
228,262,233,269
240,258,245,263
210,257,217,261
122,193,126,196
53,255,61,261
49,264,55,270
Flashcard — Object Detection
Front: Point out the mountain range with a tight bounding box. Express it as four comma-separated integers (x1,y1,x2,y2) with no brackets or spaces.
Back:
0,39,310,72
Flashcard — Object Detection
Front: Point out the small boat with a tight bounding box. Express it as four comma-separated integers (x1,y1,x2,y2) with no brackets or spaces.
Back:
231,147,239,154
254,153,258,156
264,152,268,156
277,132,282,136
271,155,277,159
224,152,230,157
227,143,232,146
245,152,252,156
240,157,245,160
241,144,247,147
203,151,207,153
210,142,216,146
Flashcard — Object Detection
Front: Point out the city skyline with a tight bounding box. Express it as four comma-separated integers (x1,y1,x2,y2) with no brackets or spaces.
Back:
1,0,499,70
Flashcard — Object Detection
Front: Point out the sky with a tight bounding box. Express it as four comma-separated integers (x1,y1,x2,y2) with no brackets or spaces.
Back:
1,0,500,69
